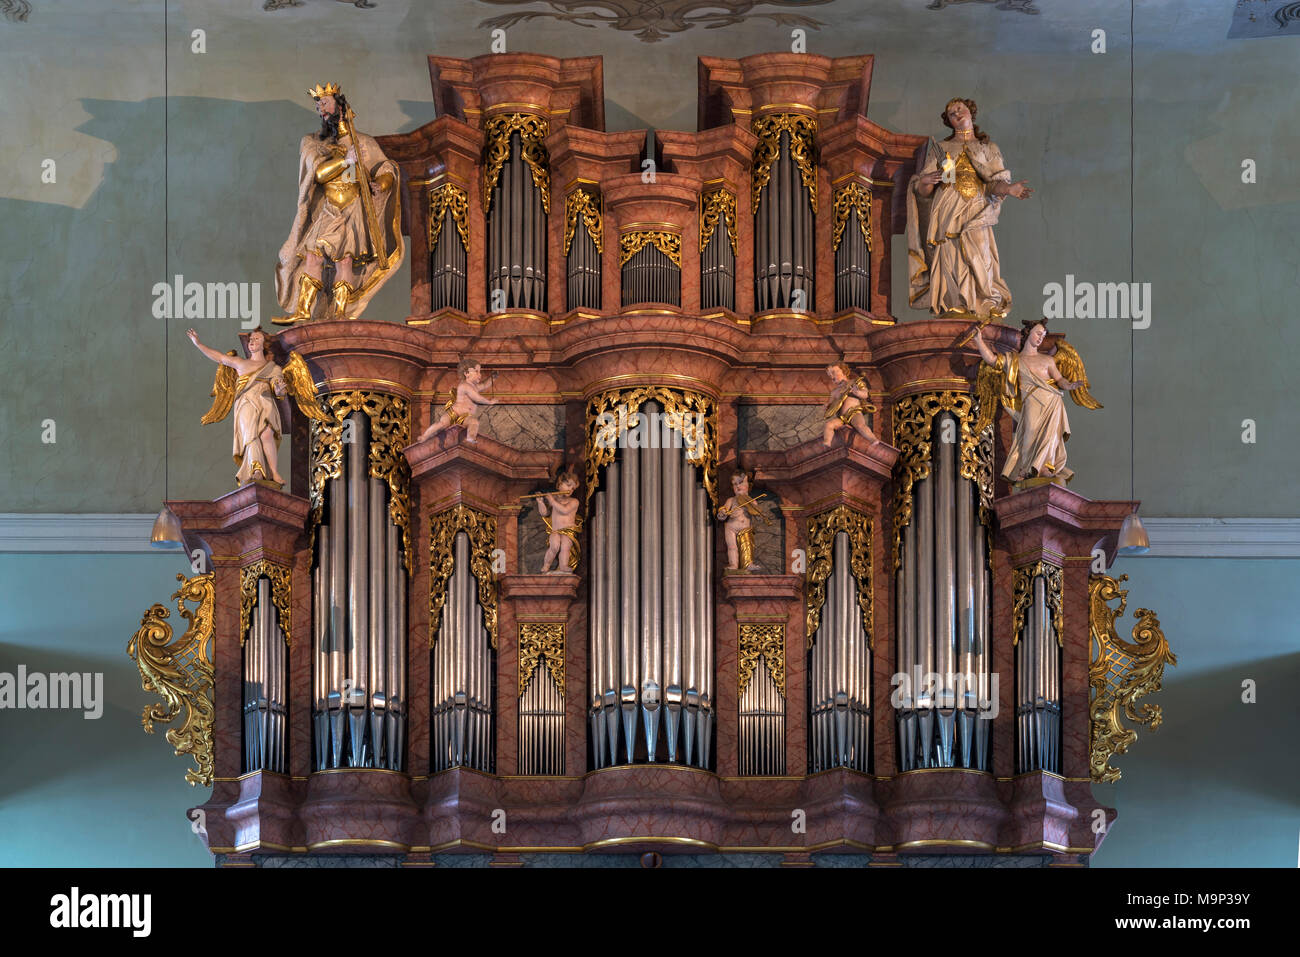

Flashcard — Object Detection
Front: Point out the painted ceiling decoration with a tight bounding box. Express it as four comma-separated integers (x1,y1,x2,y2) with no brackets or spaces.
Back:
475,0,831,42
2,0,32,23
926,0,1040,13
1229,0,1300,37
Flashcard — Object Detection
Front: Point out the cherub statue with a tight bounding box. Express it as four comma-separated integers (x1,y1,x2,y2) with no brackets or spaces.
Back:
716,471,771,573
823,363,880,447
907,97,1033,319
273,83,404,324
533,469,583,574
188,328,331,488
969,318,1101,489
418,358,497,444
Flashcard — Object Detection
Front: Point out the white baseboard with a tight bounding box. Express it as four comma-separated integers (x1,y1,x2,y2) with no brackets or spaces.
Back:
1,514,1299,558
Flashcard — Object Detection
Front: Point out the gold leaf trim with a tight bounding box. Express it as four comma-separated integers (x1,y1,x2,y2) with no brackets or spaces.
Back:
804,506,873,649
428,182,470,255
618,229,681,267
1089,574,1177,783
519,622,565,697
563,187,602,256
308,391,413,572
429,505,499,650
831,181,872,253
482,112,551,214
738,622,785,697
238,560,294,648
127,573,215,787
699,187,738,256
1011,561,1063,648
891,392,994,570
584,386,718,511
751,113,818,212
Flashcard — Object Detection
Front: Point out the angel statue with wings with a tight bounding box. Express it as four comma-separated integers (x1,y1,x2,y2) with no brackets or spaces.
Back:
969,318,1100,490
187,328,332,488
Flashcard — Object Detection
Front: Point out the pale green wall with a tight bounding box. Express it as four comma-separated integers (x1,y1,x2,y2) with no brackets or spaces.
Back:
1,1,1297,513
0,552,1291,867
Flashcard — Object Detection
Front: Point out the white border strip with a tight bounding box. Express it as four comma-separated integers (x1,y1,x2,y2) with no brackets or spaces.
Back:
0,514,159,553
1,515,1300,558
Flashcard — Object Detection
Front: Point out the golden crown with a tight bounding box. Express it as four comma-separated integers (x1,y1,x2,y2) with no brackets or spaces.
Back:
308,82,341,99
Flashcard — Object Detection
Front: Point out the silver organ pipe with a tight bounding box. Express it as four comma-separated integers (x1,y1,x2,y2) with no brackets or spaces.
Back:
519,658,564,775
834,207,870,311
739,655,785,776
621,244,681,307
567,215,601,311
487,131,547,311
808,531,871,773
589,401,713,768
311,408,408,771
755,129,815,312
430,205,468,312
896,412,992,772
244,576,288,774
431,532,495,773
1016,568,1061,773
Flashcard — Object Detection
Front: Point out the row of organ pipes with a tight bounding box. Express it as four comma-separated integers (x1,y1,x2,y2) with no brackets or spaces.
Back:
738,653,786,776
311,410,408,771
808,531,872,773
754,128,815,311
700,200,737,312
566,209,601,310
833,202,871,311
589,402,715,768
896,412,992,772
429,197,468,313
518,656,565,776
620,244,681,307
431,532,496,773
486,131,547,311
242,577,287,774
1016,569,1062,773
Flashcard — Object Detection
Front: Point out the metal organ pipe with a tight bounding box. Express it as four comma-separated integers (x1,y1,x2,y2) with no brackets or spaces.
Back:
808,531,871,773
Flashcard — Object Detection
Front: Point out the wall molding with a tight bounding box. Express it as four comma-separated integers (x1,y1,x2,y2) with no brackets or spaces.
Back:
1,514,1299,558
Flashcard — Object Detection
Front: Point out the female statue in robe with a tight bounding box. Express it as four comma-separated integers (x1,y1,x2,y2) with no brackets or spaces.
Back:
907,97,1033,319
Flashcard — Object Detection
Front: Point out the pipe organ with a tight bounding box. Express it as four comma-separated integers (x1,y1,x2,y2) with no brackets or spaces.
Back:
894,404,993,772
241,565,290,774
309,398,410,772
1013,562,1063,774
587,399,714,768
150,53,1170,868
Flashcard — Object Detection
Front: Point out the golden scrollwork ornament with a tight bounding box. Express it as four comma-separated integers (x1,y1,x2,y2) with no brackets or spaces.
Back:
429,182,470,255
429,504,499,649
126,572,216,787
518,622,565,697
238,560,293,648
1011,561,1063,647
618,229,681,267
564,187,603,255
804,506,873,647
482,112,551,213
751,113,818,211
1089,573,1177,783
831,180,872,253
699,187,738,256
738,623,786,698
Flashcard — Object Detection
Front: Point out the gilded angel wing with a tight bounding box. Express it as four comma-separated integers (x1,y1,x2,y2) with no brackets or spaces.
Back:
282,352,333,422
973,359,1002,434
1053,339,1103,410
200,354,238,425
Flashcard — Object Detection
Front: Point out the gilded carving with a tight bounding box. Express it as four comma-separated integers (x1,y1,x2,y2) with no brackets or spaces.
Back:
429,504,499,650
584,386,718,509
519,621,565,697
308,390,413,571
238,560,294,648
751,113,818,212
482,112,551,214
564,187,603,256
738,622,786,698
891,391,994,569
699,187,738,256
619,229,681,267
804,506,873,648
831,180,872,253
428,182,470,255
126,573,216,787
1089,574,1177,783
1010,560,1063,648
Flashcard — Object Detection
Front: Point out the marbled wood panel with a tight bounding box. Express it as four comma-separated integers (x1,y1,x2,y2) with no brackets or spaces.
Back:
714,597,739,776
746,489,784,572
496,601,518,774
739,404,824,451
566,594,588,774
517,501,552,575
478,404,566,451
290,548,313,778
991,536,1016,779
